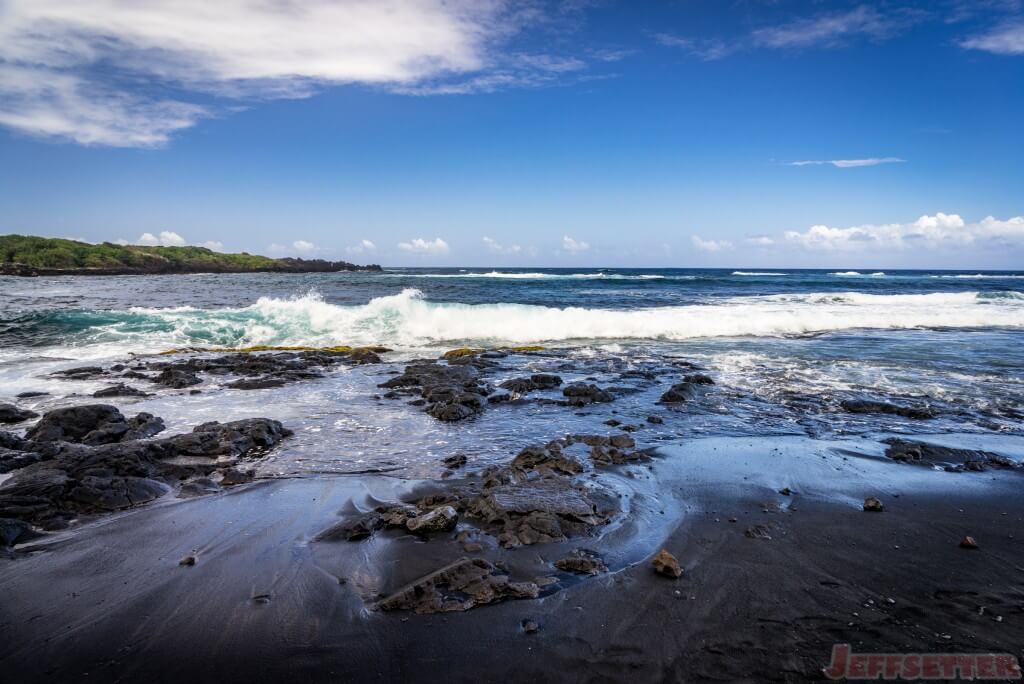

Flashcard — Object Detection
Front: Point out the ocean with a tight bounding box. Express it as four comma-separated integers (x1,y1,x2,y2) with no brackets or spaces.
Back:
2,267,1024,478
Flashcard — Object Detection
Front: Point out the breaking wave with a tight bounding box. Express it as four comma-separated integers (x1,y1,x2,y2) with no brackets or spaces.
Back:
930,274,1024,279
389,271,671,280
8,288,1024,351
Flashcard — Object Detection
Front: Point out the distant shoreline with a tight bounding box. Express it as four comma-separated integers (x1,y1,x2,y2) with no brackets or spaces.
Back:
0,234,382,277
0,262,382,277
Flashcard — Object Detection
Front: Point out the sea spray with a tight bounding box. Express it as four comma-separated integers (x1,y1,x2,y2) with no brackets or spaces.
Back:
5,288,1024,351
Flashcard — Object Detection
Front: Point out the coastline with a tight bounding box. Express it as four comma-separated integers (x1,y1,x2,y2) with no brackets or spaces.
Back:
1,271,1023,682
0,261,383,277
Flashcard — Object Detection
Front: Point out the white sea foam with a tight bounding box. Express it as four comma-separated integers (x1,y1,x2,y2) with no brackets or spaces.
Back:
930,274,1024,279
829,271,886,277
732,271,788,276
389,271,670,280
96,288,1024,349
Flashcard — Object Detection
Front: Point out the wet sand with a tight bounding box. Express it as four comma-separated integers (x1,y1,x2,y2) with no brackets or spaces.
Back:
2,436,1021,683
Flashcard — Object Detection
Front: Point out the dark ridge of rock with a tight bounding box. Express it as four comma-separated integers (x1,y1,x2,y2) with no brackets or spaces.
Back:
565,433,646,466
0,403,38,424
92,383,150,398
470,480,612,548
0,448,45,474
499,378,535,395
562,383,613,407
315,432,624,550
16,391,49,399
443,454,467,469
0,417,291,528
26,405,165,446
659,371,718,403
0,431,27,450
510,444,584,477
51,366,105,380
160,418,292,460
224,377,288,390
840,399,936,420
883,438,1019,471
530,373,563,389
659,383,697,403
120,370,152,380
646,415,664,424
375,557,539,614
49,348,389,396
619,369,658,380
381,361,490,422
554,549,608,575
499,373,564,397
346,349,383,364
153,368,202,388
314,513,386,542
406,505,459,533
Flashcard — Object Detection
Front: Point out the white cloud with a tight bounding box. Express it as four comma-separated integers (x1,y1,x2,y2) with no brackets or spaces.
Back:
746,235,776,246
787,157,905,168
345,239,377,255
292,240,316,253
654,34,737,61
200,240,224,251
691,235,733,253
658,6,911,60
483,236,521,254
562,235,590,253
135,230,186,246
0,1,546,146
398,237,450,255
751,6,901,49
962,20,1024,55
783,213,1024,251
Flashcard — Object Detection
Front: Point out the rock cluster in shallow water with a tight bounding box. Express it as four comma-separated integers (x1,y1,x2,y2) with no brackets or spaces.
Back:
0,404,291,540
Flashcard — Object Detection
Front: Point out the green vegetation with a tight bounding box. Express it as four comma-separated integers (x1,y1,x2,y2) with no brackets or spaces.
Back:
0,235,379,274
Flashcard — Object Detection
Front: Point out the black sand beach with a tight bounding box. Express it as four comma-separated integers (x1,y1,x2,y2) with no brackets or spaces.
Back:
2,427,1021,682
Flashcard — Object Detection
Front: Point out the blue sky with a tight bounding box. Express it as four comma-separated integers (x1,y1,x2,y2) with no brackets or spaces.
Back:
1,0,1023,268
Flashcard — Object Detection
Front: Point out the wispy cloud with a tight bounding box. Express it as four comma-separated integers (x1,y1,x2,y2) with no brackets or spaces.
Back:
0,1,607,147
657,5,915,61
138,231,186,247
961,20,1024,54
483,236,522,254
115,231,217,247
691,235,733,253
654,34,737,61
784,213,1024,251
751,5,903,49
345,239,377,256
562,235,590,253
787,157,906,168
398,237,450,255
